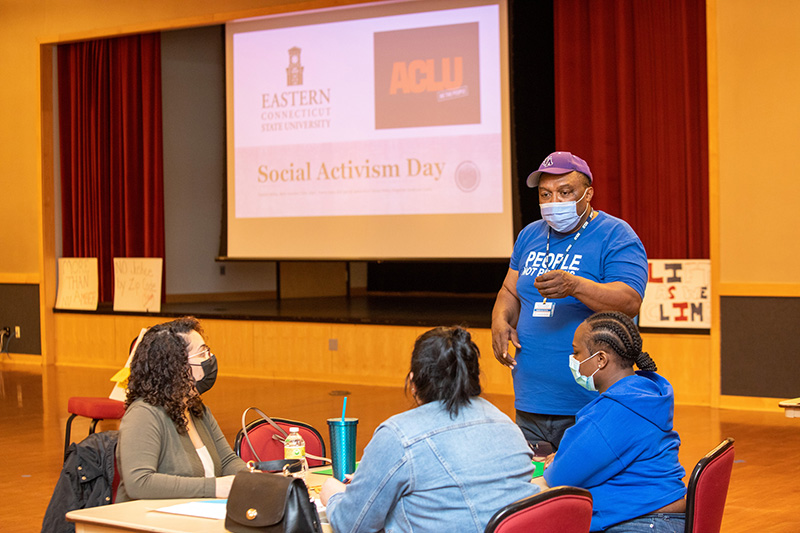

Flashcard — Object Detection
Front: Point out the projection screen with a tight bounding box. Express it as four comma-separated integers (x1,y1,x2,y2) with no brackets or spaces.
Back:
225,0,512,259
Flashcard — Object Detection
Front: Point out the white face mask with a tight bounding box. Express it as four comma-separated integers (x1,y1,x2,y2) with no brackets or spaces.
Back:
540,188,589,233
569,351,600,392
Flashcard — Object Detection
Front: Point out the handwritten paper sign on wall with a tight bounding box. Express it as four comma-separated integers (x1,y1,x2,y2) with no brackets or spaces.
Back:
113,258,163,313
55,257,99,310
640,259,711,329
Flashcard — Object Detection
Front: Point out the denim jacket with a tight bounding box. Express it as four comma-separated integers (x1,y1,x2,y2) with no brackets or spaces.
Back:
326,397,539,533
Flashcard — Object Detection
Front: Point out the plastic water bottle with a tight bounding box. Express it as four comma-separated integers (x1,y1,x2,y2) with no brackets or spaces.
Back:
283,427,308,482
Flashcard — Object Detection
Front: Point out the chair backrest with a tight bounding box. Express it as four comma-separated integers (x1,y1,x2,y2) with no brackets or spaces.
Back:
234,417,327,467
685,437,735,533
485,486,593,533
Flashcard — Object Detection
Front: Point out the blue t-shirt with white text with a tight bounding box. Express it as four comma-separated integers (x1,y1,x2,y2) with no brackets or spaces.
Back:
509,211,648,415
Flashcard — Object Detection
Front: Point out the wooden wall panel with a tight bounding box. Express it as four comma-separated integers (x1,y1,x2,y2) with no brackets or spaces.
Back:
332,324,423,386
715,0,800,286
642,332,712,406
52,314,711,405
54,314,118,366
203,319,257,375
113,315,167,360
253,322,334,381
470,328,514,395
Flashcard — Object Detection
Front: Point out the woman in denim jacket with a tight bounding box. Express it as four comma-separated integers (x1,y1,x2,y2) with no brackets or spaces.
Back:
321,326,539,532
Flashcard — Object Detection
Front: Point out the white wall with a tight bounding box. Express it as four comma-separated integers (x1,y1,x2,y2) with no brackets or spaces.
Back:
161,26,277,296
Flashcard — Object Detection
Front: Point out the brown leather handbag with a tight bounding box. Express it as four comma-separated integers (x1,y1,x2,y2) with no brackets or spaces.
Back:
225,461,322,533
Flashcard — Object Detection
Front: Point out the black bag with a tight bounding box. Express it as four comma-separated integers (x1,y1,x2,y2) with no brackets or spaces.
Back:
225,464,322,533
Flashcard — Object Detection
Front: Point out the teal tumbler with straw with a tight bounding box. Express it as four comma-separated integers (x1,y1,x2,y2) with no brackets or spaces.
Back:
327,418,358,481
328,397,358,481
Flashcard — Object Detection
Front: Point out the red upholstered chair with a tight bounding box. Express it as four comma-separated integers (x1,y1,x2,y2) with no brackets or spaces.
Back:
234,416,327,467
484,485,593,533
685,437,735,533
64,397,126,459
63,337,139,460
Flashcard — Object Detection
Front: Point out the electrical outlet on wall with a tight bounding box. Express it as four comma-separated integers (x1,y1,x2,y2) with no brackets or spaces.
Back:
14,326,20,339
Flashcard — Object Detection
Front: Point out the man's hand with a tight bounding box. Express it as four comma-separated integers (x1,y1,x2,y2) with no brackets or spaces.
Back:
492,268,522,368
491,319,521,368
534,270,579,299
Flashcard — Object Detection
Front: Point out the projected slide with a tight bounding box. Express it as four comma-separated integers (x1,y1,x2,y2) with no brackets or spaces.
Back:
230,5,502,219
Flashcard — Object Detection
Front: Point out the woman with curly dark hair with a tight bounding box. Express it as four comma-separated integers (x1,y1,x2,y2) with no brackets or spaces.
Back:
114,316,246,502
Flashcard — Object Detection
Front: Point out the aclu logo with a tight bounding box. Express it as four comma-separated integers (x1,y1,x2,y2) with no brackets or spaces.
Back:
374,22,480,129
389,57,464,95
286,47,303,86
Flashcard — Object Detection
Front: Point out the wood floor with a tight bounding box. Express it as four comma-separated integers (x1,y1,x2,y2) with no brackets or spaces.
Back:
3,365,798,532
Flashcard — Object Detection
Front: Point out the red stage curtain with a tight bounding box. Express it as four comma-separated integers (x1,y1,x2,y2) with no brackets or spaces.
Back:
553,0,708,259
58,34,165,302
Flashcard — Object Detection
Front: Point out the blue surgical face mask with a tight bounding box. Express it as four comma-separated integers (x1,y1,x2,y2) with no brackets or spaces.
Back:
540,188,589,233
569,351,600,392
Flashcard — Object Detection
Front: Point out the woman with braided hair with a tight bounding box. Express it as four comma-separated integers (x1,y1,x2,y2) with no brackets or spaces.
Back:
321,326,539,533
540,311,686,532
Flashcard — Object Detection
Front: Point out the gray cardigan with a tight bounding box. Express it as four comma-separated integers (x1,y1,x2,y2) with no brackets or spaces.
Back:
115,398,246,502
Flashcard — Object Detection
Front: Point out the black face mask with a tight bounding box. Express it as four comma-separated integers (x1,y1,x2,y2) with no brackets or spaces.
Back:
195,354,218,394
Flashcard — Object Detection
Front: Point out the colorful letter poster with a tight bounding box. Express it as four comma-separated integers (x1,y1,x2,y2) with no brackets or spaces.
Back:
640,259,711,329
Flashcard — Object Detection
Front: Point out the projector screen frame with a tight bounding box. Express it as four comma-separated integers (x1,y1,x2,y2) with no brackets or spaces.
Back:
223,0,519,261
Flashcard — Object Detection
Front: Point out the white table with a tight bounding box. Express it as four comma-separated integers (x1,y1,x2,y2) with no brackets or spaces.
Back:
67,472,333,533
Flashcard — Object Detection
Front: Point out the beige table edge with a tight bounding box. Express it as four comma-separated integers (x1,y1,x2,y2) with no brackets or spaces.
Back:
779,397,800,418
67,471,333,533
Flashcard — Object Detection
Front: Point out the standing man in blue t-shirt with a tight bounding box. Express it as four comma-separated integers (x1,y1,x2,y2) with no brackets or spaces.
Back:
491,151,648,451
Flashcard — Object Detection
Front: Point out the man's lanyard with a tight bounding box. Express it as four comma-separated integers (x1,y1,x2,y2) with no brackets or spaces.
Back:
544,209,595,273
540,209,594,306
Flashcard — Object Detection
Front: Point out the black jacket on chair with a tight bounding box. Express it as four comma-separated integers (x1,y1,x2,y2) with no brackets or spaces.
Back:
42,430,118,533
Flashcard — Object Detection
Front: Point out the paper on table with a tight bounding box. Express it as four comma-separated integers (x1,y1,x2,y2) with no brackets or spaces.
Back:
314,461,360,476
314,498,329,524
152,500,227,520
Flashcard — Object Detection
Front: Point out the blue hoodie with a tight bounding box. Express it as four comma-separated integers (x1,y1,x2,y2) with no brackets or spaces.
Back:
543,371,686,531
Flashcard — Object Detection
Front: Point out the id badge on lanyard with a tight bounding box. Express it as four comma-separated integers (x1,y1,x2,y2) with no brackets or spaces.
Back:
533,300,555,318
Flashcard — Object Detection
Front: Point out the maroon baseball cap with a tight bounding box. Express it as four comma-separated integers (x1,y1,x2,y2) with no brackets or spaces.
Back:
526,151,593,187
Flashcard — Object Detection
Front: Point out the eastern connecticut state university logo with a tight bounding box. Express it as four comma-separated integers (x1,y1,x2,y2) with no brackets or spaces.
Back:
286,47,303,86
